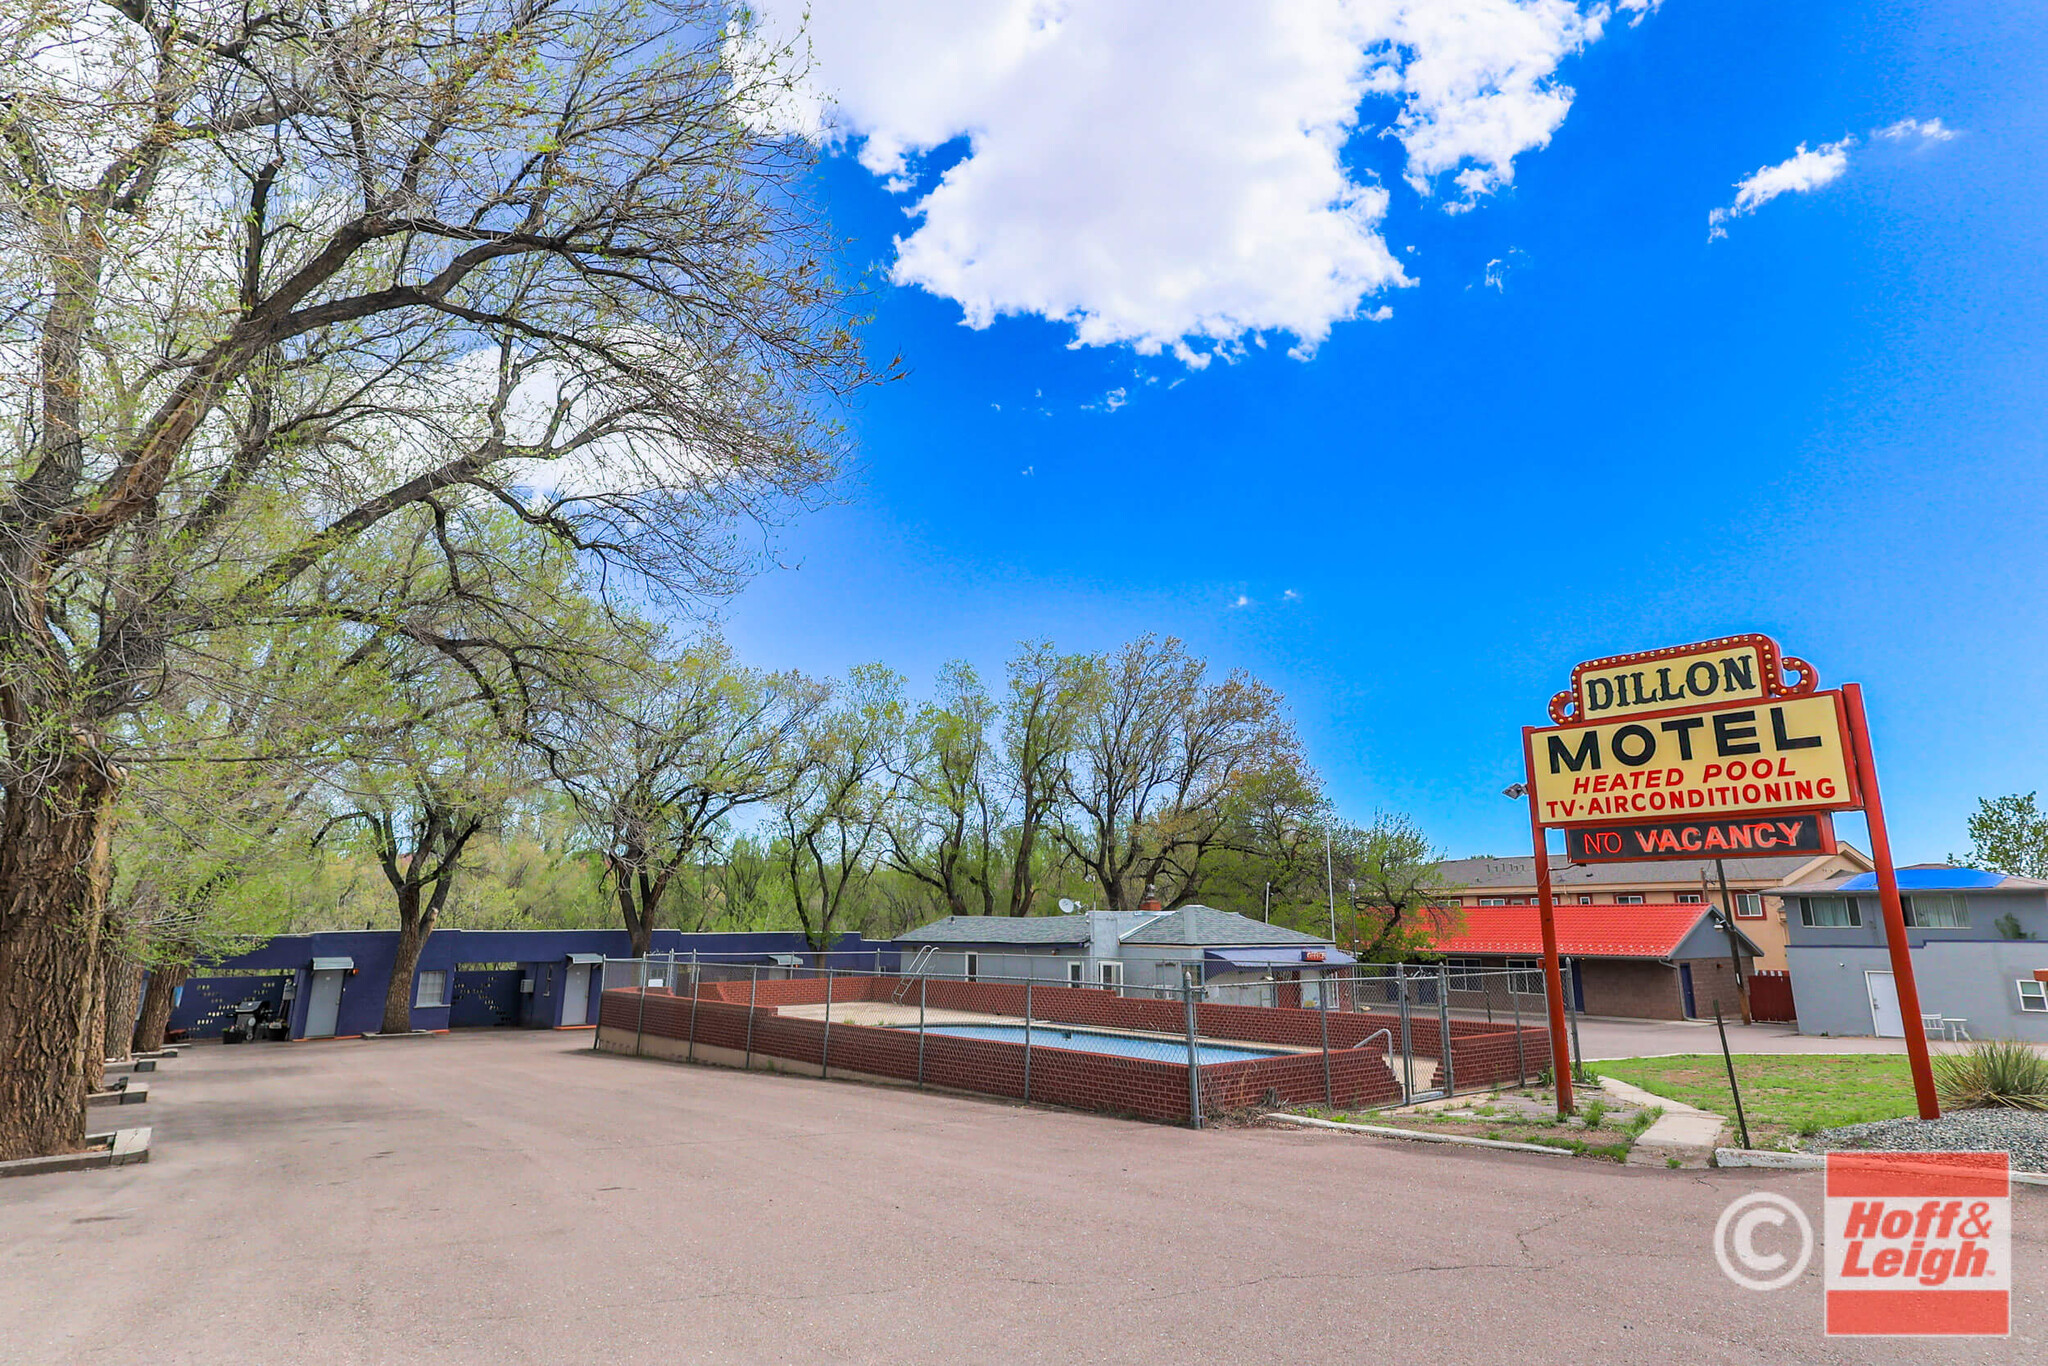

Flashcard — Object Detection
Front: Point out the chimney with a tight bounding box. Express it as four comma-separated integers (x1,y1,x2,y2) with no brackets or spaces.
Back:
1138,885,1163,912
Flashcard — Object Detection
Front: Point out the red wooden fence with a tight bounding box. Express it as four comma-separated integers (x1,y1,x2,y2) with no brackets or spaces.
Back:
1749,969,1796,1022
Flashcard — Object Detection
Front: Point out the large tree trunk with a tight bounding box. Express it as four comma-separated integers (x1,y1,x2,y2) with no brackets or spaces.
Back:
617,877,653,959
1008,820,1038,916
381,890,425,1034
81,947,107,1095
132,963,187,1054
0,757,121,1160
103,950,144,1065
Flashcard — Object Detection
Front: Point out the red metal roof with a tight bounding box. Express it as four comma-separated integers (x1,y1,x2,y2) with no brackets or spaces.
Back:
1425,903,1712,959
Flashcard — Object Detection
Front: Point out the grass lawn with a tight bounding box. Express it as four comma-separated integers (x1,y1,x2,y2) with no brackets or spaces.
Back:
1595,1054,1921,1148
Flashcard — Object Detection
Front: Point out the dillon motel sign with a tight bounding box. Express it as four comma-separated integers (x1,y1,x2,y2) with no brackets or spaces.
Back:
1516,634,1939,1121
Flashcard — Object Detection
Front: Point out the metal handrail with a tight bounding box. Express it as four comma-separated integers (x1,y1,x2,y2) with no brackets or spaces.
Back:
891,946,938,1003
1352,1027,1393,1055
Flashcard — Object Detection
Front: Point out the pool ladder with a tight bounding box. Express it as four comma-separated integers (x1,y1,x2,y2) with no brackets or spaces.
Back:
892,946,939,1003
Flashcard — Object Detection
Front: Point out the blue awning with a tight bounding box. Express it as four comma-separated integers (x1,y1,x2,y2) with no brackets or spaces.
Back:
1203,947,1357,970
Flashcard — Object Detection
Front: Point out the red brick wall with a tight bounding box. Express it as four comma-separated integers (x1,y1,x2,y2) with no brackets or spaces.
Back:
1579,959,1685,1020
1683,958,1747,1022
688,975,1543,1062
601,986,1406,1122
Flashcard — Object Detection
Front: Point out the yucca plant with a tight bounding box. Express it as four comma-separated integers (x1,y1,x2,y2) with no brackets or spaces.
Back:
1935,1040,2048,1112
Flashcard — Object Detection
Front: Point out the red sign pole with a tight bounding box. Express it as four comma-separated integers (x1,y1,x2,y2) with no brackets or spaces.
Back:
1522,727,1576,1116
1841,683,1940,1121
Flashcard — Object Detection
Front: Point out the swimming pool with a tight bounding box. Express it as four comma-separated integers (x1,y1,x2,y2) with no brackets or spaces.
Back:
889,1022,1288,1066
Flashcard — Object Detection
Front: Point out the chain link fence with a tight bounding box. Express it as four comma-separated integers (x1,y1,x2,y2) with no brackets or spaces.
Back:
593,953,1572,1125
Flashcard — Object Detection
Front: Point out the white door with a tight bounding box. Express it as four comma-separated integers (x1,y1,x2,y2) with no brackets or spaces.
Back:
561,964,591,1026
306,970,344,1038
1865,970,1904,1038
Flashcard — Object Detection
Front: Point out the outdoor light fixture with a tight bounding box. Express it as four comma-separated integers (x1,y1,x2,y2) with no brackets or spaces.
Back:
1502,783,1529,800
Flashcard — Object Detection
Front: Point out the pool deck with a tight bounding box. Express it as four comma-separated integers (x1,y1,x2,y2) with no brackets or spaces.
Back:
774,1000,1322,1054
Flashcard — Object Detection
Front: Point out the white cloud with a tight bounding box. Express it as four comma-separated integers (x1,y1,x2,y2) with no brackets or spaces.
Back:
1876,117,1956,144
1707,138,1853,240
739,1,1647,360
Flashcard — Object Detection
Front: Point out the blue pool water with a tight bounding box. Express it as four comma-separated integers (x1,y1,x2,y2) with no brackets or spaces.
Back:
890,1022,1286,1066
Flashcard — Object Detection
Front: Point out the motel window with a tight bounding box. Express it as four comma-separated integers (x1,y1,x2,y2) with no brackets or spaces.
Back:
1507,958,1544,996
1799,897,1861,928
1446,957,1485,991
415,970,447,1008
1903,895,1969,930
1577,895,1594,905
964,953,979,983
1099,961,1123,990
1677,893,1703,904
1477,897,1508,907
1616,895,1645,906
1508,897,1530,905
2019,980,2048,1013
1068,962,1083,987
1734,893,1765,919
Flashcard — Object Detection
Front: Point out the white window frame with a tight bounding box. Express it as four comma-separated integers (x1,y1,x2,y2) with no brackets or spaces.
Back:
1734,893,1765,919
2018,979,2048,1013
1903,894,1969,929
1446,957,1484,992
1068,961,1083,987
1477,897,1508,907
1616,895,1645,906
1576,895,1595,905
964,952,979,983
415,970,448,1008
1507,958,1544,996
1800,896,1861,928
1098,961,1123,990
1677,893,1703,904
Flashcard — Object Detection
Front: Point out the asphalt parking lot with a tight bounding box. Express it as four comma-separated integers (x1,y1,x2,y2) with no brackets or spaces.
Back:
0,1030,2036,1365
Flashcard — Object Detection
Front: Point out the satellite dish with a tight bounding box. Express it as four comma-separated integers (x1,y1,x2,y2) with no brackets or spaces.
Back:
1058,898,1080,914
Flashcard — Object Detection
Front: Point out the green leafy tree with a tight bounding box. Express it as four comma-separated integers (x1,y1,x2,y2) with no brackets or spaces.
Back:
1333,813,1462,961
1956,793,2048,879
564,636,826,956
881,661,1004,917
0,0,879,1157
773,665,904,959
999,643,1092,916
1056,635,1307,911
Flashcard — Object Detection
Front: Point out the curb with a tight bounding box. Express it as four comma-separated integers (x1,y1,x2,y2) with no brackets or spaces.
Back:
0,1127,151,1180
1714,1146,2048,1188
1267,1112,1572,1156
87,1081,149,1107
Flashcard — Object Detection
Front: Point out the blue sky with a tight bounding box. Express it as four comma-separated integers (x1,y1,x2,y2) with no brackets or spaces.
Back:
714,1,2048,864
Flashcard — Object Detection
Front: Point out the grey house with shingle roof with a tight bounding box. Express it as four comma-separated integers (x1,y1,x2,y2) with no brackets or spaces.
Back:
894,906,1353,1002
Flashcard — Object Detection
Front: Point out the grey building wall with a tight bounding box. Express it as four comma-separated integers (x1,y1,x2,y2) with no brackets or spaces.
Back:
1785,887,2048,1038
1788,941,2048,1040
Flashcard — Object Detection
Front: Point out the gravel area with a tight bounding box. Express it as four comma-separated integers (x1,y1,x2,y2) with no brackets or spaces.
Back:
1807,1109,2048,1173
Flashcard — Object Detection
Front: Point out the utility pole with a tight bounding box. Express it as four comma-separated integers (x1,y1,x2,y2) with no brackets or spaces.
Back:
1263,880,1271,924
1714,858,1751,1024
1325,829,1337,944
